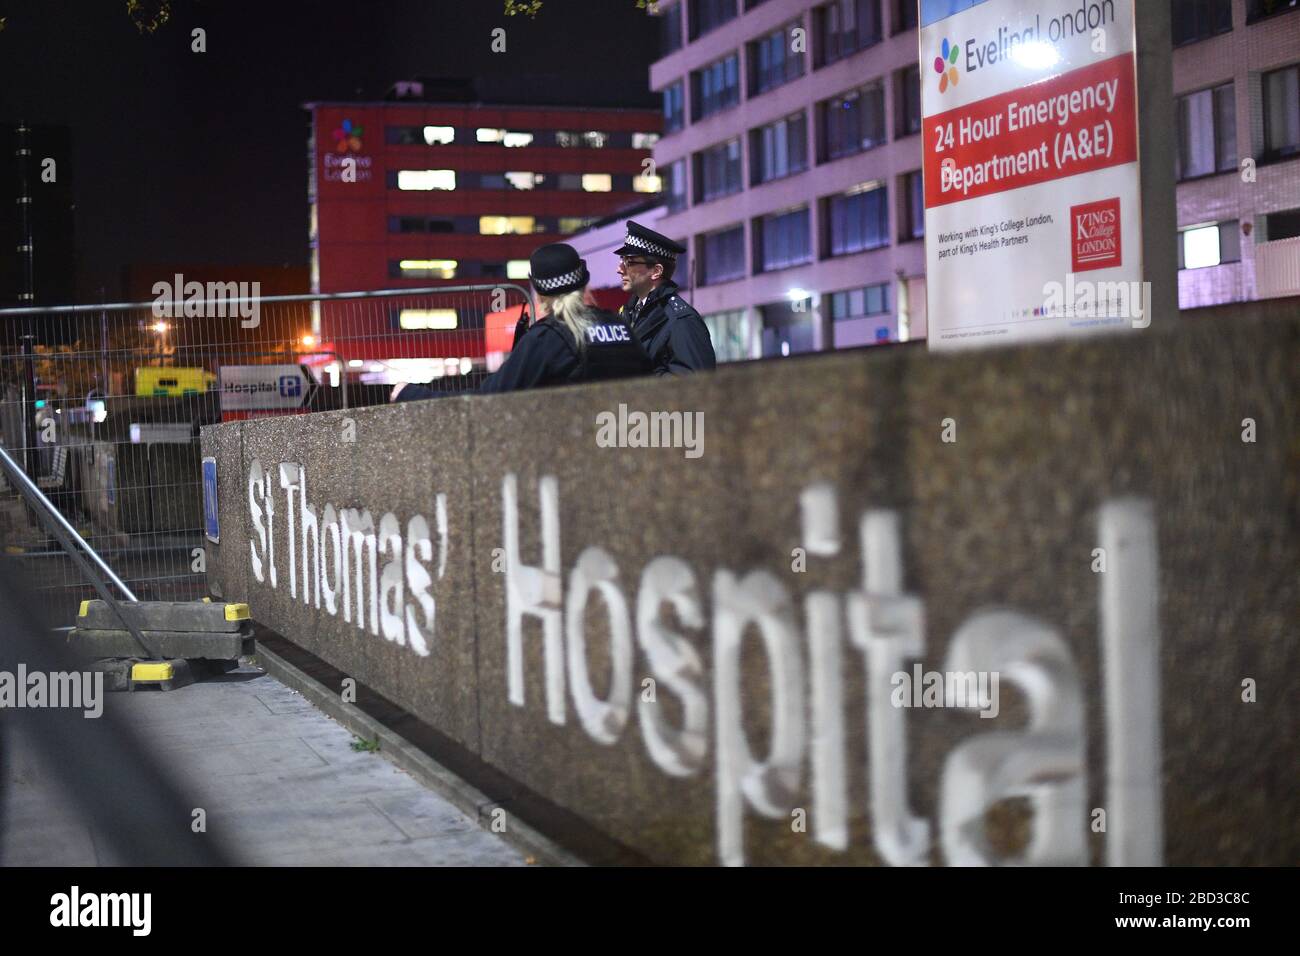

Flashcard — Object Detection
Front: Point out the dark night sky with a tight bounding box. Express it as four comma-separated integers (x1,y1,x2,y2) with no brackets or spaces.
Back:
0,0,661,300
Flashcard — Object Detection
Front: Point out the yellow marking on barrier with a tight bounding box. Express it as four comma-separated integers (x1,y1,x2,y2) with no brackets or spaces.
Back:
224,603,249,621
132,662,174,682
202,597,211,603
5,545,24,555
79,600,91,617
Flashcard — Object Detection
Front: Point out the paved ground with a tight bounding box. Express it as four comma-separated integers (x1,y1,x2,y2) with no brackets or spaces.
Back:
0,666,529,866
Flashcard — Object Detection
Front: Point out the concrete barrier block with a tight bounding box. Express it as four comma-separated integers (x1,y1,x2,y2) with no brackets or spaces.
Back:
202,313,1299,865
462,317,1297,865
77,599,248,632
67,628,250,660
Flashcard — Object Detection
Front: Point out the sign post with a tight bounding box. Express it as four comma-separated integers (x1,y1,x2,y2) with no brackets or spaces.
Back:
218,364,317,412
920,0,1174,349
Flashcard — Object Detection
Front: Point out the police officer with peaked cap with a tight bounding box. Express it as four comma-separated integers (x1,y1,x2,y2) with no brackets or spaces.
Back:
392,242,651,400
616,221,716,376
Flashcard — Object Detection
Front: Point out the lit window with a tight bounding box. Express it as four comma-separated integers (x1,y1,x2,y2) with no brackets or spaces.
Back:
633,132,661,149
505,171,540,190
478,128,533,147
397,169,456,191
1177,219,1243,269
480,216,537,235
398,259,458,279
582,174,612,192
846,179,884,196
423,126,454,145
556,130,610,148
1182,225,1222,268
559,217,597,232
633,173,662,193
506,260,530,279
399,309,459,330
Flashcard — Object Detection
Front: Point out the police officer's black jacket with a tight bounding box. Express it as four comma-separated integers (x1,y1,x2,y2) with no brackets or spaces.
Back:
396,309,651,401
622,281,717,376
479,309,651,392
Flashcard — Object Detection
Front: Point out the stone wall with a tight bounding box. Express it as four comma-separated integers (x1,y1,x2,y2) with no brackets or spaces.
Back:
202,313,1298,866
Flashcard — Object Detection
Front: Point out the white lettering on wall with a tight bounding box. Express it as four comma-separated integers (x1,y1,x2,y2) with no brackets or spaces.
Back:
242,458,1161,867
635,557,708,777
801,482,848,852
405,516,434,657
501,473,565,724
244,459,437,655
300,465,320,608
341,508,376,633
1097,497,1162,865
280,463,301,599
435,492,449,580
713,570,806,868
378,512,406,646
849,510,931,866
248,459,267,583
321,503,341,615
939,609,1086,865
565,547,634,743
495,472,1160,868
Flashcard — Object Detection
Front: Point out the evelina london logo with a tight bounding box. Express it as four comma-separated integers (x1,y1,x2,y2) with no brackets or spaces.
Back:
934,38,960,93
332,118,364,153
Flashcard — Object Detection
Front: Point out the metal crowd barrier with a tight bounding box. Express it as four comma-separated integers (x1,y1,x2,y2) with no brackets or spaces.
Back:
0,283,532,626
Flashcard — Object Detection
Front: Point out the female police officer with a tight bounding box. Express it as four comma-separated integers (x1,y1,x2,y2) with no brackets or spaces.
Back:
392,243,651,400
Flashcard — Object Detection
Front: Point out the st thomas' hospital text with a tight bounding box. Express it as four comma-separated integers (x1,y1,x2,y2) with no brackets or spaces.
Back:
244,460,1161,867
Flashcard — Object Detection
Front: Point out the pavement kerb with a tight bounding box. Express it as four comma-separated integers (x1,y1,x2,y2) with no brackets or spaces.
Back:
253,640,585,868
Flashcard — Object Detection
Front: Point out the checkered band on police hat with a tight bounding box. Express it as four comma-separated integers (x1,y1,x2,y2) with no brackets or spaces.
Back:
622,232,677,260
528,243,589,296
530,266,587,294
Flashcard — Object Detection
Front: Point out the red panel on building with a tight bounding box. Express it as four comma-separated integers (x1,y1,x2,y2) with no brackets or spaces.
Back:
307,97,660,368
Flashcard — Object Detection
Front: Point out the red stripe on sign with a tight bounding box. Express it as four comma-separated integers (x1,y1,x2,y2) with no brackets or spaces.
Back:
924,52,1137,209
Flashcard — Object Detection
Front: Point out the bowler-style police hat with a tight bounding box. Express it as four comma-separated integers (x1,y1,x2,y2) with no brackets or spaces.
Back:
614,221,686,261
529,242,590,295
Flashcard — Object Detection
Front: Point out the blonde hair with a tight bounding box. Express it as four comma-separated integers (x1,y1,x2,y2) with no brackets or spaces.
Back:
539,288,598,351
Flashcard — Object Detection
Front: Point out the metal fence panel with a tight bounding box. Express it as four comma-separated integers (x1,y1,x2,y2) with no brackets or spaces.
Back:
0,284,531,625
